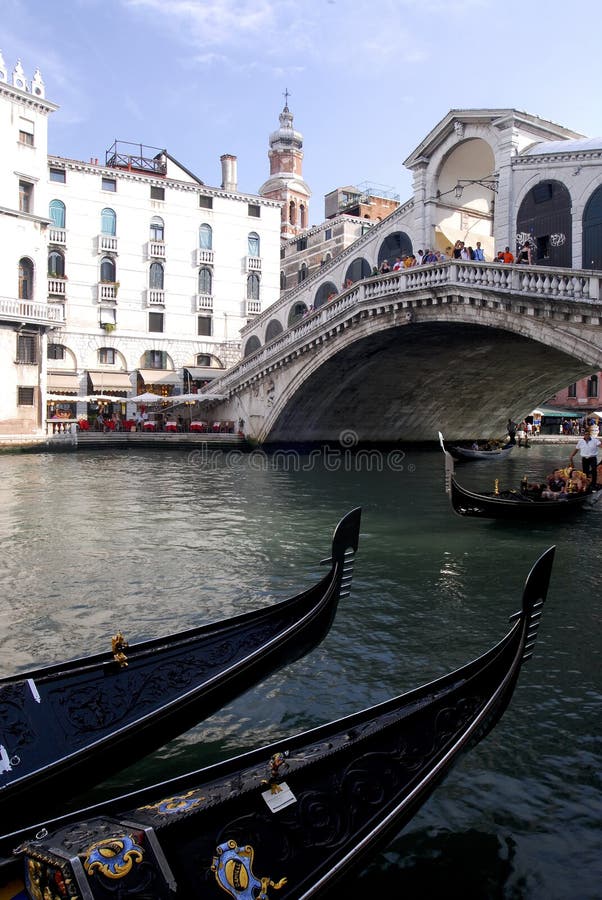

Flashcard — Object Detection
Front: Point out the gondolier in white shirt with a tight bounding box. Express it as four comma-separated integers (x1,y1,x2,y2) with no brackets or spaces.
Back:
569,428,601,490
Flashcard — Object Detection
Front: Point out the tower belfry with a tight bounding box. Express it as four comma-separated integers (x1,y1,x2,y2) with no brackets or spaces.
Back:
259,94,311,238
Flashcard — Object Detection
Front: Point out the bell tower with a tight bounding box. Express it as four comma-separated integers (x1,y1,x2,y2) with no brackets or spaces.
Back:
259,91,311,239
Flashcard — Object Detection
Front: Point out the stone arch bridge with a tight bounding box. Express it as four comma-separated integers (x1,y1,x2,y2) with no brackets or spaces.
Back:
207,261,602,443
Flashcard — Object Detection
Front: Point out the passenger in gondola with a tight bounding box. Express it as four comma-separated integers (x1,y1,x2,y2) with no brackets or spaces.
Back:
541,469,567,500
520,476,544,499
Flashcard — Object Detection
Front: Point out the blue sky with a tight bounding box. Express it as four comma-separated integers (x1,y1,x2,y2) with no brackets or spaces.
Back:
3,0,599,226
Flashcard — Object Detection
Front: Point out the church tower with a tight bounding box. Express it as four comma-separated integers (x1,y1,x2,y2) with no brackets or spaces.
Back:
259,93,311,239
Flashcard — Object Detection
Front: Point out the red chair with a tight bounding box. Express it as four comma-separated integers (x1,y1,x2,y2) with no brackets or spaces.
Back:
143,421,156,432
165,422,178,433
190,421,203,433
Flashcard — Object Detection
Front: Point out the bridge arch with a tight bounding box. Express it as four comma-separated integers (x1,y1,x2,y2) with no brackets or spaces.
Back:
256,306,598,444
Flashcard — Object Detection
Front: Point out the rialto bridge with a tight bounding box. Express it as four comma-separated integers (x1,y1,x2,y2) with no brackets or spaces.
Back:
206,260,602,443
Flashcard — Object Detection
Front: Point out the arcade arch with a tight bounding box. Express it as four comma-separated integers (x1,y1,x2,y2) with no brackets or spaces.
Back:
583,185,602,270
377,232,412,266
265,319,284,342
243,335,261,357
314,281,338,309
344,257,372,283
516,180,572,267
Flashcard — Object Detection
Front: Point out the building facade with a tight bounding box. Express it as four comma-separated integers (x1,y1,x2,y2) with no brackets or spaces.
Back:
0,55,282,434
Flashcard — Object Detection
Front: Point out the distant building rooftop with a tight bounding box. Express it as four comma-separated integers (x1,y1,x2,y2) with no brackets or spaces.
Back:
105,140,167,176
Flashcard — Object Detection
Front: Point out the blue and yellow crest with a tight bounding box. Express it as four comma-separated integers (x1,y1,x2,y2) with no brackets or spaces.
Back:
84,835,144,880
212,840,287,900
139,788,206,815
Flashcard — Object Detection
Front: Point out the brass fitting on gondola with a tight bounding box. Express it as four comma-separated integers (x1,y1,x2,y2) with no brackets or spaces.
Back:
261,751,289,793
494,478,500,495
111,630,129,667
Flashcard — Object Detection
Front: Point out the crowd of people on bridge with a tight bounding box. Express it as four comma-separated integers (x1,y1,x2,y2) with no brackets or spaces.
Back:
373,239,536,275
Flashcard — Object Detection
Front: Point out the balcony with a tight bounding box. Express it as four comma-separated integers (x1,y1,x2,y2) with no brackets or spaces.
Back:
196,248,214,265
147,240,166,259
48,227,66,245
97,234,118,253
195,293,213,311
246,255,262,271
245,299,261,316
48,277,67,297
0,295,65,325
97,282,119,302
146,289,165,306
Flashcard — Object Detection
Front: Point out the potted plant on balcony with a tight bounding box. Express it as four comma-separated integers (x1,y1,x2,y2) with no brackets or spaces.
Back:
101,323,116,333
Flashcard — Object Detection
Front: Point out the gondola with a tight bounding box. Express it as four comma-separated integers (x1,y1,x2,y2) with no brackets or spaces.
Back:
0,508,361,832
439,433,594,520
0,545,555,900
451,442,514,461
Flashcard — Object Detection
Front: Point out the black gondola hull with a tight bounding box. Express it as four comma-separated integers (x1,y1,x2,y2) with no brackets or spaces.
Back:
2,546,555,900
450,476,591,519
0,509,361,832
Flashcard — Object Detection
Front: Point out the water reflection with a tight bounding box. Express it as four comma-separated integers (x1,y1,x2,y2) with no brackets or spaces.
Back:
0,445,600,898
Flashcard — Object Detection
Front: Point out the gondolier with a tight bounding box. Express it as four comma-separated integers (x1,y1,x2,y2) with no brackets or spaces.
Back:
569,429,601,490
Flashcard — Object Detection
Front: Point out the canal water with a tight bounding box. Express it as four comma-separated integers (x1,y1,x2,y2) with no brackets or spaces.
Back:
0,443,599,899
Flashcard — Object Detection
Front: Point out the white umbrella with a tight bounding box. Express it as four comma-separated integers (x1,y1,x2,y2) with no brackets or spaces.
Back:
128,392,163,404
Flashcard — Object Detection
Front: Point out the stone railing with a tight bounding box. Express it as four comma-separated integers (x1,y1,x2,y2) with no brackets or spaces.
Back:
240,196,416,335
0,296,65,324
213,261,602,393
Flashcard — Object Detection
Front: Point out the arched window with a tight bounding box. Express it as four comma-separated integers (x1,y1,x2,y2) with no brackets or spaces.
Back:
100,256,116,283
199,223,213,249
298,262,308,284
289,201,296,226
280,271,286,290
198,267,212,294
300,204,307,229
150,216,164,241
248,232,260,257
49,199,65,228
48,250,65,277
149,262,164,289
101,208,116,236
18,257,34,299
247,272,260,299
587,375,599,398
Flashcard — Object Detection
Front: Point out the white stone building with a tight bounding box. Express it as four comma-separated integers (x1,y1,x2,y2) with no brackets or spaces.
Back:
0,55,281,434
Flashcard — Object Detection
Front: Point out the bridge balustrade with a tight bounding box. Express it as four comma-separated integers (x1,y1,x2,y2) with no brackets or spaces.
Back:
216,261,602,393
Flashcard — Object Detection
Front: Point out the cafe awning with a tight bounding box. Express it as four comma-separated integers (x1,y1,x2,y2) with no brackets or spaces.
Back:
138,369,181,385
47,373,80,394
530,406,586,418
88,371,132,392
185,366,220,381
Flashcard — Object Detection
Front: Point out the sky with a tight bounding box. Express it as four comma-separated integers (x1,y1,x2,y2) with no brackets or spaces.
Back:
3,0,601,226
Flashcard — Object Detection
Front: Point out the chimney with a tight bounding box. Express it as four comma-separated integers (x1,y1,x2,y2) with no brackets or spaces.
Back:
220,154,237,192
